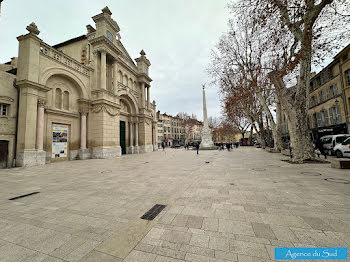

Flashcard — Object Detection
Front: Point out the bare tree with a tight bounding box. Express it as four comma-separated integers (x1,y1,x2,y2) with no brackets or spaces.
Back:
209,16,273,148
229,0,350,162
208,116,221,129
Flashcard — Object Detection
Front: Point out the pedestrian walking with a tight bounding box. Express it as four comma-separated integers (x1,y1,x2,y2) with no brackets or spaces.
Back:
195,143,199,155
315,139,327,159
162,141,165,151
226,143,230,151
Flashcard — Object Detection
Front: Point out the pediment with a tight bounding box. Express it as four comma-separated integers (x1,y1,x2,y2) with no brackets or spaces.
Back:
0,96,15,103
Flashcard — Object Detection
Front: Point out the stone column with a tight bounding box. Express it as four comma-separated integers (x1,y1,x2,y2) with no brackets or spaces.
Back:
141,83,146,108
147,86,150,109
152,125,157,151
80,113,87,150
93,51,99,89
113,60,118,91
36,100,45,151
100,50,107,90
135,121,139,153
130,121,134,153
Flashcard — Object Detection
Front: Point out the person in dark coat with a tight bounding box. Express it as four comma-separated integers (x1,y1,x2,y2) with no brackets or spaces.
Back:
195,143,199,155
315,139,327,159
162,141,165,151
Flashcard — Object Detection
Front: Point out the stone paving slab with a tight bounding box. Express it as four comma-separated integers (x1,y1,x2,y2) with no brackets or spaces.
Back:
0,148,349,261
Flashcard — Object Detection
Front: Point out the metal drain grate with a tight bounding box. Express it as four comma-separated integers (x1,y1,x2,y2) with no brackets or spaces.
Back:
324,178,350,184
141,204,166,220
99,170,112,174
267,165,280,167
9,192,40,200
252,168,266,171
301,171,322,176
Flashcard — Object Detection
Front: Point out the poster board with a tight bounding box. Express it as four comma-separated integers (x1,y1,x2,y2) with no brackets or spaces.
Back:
52,124,68,159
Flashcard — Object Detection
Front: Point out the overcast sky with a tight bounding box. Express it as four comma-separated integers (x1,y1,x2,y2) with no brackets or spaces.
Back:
0,0,231,121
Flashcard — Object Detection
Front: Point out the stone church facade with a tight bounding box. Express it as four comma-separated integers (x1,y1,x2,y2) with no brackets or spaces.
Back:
0,6,157,167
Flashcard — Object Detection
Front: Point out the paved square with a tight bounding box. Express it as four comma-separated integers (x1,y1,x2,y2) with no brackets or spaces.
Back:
0,148,349,261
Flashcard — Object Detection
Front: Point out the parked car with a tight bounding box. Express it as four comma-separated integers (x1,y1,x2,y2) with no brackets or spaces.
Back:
333,137,350,158
319,134,350,155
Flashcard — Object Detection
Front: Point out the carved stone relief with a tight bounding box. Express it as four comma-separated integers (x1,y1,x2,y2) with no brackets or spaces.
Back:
91,104,119,116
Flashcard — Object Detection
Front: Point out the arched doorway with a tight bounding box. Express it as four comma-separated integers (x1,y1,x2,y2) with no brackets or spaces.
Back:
119,94,138,155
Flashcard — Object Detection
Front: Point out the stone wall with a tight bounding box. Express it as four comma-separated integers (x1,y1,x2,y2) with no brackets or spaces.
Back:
0,70,17,167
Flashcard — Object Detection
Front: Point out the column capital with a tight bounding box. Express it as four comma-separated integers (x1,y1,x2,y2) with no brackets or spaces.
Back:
99,48,107,54
37,98,47,108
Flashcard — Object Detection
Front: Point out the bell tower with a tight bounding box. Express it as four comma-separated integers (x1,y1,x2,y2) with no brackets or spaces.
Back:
135,50,151,75
92,6,120,44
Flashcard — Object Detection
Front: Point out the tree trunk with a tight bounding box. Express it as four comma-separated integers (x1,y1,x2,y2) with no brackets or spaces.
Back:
288,53,314,162
257,92,281,152
275,101,283,151
286,108,313,163
270,69,313,163
248,125,253,145
258,120,266,149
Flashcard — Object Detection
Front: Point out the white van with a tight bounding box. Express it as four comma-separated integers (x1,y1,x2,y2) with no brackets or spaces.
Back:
320,134,350,155
333,137,350,158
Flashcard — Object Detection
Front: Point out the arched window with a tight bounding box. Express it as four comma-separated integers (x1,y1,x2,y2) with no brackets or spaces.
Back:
63,91,69,110
118,71,123,82
123,75,128,86
134,81,137,90
55,88,62,109
129,78,133,88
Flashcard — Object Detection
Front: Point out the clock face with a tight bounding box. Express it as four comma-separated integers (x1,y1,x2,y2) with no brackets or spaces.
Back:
107,31,113,42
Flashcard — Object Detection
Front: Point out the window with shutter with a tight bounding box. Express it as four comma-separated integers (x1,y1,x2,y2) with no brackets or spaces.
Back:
312,113,317,128
0,104,8,116
329,108,334,125
345,70,350,86
332,84,338,96
327,87,332,99
335,105,342,124
323,110,329,126
316,112,322,127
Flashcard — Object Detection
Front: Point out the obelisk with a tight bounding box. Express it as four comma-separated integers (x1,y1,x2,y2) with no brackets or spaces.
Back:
200,85,216,150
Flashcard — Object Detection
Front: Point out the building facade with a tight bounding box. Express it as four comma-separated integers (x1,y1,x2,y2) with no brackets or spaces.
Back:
171,116,185,146
0,7,157,168
156,111,198,147
185,120,203,143
308,44,350,139
0,59,17,168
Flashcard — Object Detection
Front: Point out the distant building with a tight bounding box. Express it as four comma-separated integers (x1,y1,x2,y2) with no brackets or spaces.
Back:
156,111,201,147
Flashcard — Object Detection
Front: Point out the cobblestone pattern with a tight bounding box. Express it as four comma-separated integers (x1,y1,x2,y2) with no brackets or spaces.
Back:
0,148,349,261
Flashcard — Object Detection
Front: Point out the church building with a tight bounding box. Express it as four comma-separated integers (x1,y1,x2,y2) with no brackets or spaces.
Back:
0,6,157,167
